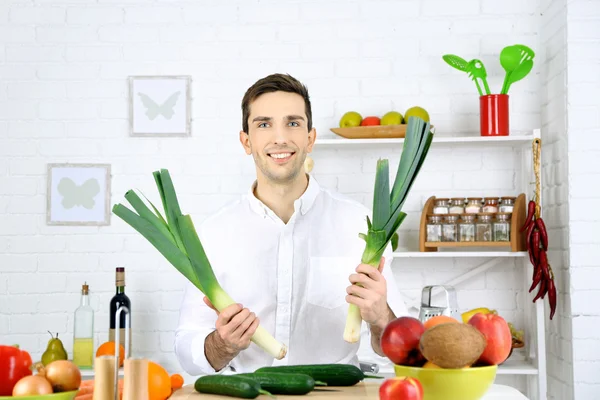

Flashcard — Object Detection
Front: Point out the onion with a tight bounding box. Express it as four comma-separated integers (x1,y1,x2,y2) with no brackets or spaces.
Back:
44,360,82,392
12,375,53,396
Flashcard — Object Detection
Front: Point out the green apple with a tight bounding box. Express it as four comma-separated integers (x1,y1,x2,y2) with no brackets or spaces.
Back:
339,111,362,128
404,106,430,123
381,111,403,125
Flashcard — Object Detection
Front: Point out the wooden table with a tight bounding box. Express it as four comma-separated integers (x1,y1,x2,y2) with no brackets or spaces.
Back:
170,381,529,399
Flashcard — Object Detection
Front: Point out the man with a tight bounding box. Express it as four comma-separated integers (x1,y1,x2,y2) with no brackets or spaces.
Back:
174,73,407,375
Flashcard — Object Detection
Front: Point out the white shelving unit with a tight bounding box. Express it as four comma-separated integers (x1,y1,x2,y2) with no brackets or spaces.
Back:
315,133,536,147
392,251,528,258
314,129,546,400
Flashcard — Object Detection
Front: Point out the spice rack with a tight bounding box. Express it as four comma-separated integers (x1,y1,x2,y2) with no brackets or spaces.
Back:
418,193,527,252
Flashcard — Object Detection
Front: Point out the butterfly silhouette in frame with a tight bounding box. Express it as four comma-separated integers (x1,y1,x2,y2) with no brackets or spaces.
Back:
137,91,181,121
57,177,100,210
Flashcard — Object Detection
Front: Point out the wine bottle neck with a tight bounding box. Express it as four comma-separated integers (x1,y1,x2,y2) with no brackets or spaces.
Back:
116,286,125,294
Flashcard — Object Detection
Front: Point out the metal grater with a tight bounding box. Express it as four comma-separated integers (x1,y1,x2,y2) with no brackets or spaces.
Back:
418,285,461,323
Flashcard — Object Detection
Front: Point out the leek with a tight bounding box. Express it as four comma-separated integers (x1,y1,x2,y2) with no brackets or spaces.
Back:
343,116,434,343
113,169,287,360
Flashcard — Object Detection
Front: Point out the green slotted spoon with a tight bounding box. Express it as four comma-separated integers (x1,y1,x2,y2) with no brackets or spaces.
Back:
500,44,535,94
442,54,469,71
504,58,534,93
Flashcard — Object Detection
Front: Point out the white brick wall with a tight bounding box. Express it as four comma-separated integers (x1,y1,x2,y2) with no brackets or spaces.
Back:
1,0,594,396
567,0,600,399
540,0,572,397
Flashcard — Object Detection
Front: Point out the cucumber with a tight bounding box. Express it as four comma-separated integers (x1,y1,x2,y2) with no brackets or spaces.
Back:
236,372,317,395
254,363,378,387
194,375,271,399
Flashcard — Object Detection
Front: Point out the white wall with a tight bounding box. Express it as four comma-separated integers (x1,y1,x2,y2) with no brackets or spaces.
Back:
541,0,600,398
540,0,572,398
566,1,600,399
0,0,558,394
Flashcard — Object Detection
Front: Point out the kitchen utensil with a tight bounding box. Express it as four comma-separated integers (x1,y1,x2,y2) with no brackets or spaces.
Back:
359,362,379,374
504,59,533,94
94,355,116,400
514,44,535,64
499,46,522,94
114,305,131,400
466,59,491,95
394,365,498,400
442,54,469,71
123,358,149,400
418,285,461,323
480,94,509,136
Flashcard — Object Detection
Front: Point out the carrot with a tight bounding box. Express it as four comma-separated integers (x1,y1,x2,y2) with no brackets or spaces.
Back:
76,379,124,398
76,386,94,395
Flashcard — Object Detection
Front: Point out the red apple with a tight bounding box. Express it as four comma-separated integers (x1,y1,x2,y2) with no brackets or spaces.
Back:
361,116,380,126
380,317,426,366
468,313,512,365
379,377,423,400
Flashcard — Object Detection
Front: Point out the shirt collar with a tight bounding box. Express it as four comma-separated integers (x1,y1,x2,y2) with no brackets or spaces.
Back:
246,174,321,218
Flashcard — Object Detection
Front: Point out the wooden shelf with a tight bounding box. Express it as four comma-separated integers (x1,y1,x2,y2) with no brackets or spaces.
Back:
392,251,527,258
425,241,511,247
315,133,535,147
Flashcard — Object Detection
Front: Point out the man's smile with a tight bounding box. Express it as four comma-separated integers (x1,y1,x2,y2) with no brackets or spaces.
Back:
267,151,296,163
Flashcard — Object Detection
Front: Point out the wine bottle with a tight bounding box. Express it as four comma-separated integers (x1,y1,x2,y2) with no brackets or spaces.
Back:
109,267,131,348
73,282,94,369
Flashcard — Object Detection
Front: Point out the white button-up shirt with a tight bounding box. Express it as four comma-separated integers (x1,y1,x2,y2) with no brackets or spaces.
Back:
174,175,407,375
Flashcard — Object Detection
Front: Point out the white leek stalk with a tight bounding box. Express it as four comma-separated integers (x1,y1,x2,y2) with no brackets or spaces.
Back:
113,169,287,360
344,116,434,343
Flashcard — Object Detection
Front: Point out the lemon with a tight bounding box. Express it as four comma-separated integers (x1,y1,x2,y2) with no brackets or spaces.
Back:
404,106,430,123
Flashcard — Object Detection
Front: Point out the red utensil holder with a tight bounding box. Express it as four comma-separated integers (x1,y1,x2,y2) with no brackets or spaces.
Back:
480,94,509,136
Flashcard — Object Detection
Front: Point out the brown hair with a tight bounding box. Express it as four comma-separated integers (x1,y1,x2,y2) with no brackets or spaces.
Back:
241,73,312,133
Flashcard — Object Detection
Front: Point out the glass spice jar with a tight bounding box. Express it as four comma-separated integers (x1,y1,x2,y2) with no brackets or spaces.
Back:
493,212,512,241
442,214,459,242
499,197,516,213
433,198,450,214
475,213,494,242
449,198,465,214
459,214,476,242
483,197,499,213
426,215,443,242
465,198,482,214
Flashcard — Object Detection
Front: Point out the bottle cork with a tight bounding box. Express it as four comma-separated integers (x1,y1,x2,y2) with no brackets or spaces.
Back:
93,355,116,400
123,358,149,400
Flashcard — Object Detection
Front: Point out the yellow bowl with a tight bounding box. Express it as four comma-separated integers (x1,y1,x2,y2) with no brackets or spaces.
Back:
0,391,78,400
394,365,497,400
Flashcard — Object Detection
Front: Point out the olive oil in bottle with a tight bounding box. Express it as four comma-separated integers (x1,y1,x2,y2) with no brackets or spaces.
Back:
73,282,94,369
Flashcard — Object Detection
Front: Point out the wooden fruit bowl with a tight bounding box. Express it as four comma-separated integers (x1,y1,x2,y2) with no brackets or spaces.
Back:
330,125,407,139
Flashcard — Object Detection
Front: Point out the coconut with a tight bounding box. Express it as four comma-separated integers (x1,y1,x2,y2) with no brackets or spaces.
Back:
419,323,487,369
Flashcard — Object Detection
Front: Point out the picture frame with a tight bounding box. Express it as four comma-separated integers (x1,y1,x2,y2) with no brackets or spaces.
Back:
46,163,111,226
128,75,192,137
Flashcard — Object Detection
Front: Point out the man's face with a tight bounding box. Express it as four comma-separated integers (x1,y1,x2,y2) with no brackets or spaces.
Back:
240,91,316,185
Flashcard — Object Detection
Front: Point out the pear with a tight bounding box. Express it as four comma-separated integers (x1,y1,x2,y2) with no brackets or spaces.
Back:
41,331,68,366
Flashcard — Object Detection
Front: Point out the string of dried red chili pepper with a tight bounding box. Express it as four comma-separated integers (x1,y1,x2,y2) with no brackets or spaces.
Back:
526,138,557,320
